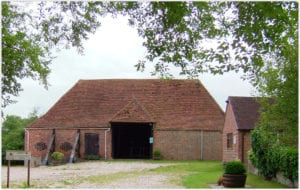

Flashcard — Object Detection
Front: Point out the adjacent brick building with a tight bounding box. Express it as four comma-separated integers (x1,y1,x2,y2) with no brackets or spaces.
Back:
26,79,224,163
222,96,261,168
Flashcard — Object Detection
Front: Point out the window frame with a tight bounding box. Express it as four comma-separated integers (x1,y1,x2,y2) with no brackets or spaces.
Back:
227,133,233,149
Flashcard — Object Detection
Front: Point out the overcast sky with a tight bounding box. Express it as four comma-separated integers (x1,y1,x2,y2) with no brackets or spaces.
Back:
3,16,256,118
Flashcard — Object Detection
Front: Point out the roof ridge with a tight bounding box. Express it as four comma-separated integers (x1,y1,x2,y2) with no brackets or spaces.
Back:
77,78,199,82
228,96,262,99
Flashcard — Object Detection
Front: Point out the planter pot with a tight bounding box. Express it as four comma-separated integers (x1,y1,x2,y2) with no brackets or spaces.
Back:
222,174,247,188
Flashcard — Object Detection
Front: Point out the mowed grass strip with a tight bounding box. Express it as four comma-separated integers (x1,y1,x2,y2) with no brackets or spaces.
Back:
150,160,222,188
149,160,288,188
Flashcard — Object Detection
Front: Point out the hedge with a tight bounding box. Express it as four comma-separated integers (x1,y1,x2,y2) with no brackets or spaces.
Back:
278,147,298,182
250,129,298,182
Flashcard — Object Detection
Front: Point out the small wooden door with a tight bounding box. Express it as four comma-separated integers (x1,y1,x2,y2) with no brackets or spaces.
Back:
85,133,99,158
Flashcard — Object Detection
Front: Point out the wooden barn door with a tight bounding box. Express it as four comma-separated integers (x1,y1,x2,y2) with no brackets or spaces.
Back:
85,133,99,159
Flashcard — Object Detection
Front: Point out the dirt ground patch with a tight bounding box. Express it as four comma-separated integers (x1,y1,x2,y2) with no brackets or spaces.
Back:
2,161,185,188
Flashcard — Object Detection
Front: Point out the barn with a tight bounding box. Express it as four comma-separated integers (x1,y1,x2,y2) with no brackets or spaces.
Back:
25,79,224,164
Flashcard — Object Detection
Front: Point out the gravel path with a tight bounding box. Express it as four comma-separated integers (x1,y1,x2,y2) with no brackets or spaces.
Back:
2,161,184,188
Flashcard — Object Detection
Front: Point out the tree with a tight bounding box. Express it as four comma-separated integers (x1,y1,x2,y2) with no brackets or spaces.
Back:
2,2,298,110
114,2,298,78
2,2,50,107
256,59,298,147
2,111,38,164
2,1,103,107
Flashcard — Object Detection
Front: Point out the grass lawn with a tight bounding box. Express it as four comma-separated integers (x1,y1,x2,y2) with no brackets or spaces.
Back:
148,160,288,188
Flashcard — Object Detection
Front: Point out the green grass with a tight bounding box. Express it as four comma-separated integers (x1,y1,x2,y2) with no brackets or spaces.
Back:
247,174,288,188
150,160,288,188
150,160,223,188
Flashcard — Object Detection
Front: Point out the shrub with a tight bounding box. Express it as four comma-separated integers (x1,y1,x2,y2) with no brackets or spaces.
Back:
250,128,278,180
278,147,298,182
51,151,64,160
224,161,246,175
153,149,161,156
250,128,298,182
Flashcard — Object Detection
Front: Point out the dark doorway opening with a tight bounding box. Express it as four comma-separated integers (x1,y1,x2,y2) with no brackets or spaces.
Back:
85,133,99,159
112,123,153,159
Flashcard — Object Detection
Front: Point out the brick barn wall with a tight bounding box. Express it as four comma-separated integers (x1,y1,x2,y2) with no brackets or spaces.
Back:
202,131,222,160
79,129,112,159
27,128,112,162
26,129,53,159
29,127,222,161
223,103,239,163
154,130,222,160
55,129,77,159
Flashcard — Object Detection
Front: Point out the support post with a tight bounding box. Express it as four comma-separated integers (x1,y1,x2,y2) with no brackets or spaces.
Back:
105,128,111,160
7,160,10,188
27,160,30,187
200,130,204,160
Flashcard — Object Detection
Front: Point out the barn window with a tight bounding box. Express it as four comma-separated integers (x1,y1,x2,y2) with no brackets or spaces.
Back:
227,133,233,149
60,142,73,152
35,142,47,151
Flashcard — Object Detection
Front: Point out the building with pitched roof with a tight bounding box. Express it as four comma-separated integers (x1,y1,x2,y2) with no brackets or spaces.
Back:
222,96,262,168
26,79,224,163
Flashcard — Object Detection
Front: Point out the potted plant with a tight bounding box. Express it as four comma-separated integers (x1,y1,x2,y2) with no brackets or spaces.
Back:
153,149,161,160
51,151,64,165
222,160,247,187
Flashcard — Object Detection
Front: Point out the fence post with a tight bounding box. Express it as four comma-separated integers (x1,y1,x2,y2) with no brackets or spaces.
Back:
7,160,10,188
27,160,30,187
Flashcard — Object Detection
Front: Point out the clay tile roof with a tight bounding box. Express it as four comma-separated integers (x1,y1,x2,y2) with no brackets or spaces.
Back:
110,96,154,123
228,96,262,130
28,79,224,131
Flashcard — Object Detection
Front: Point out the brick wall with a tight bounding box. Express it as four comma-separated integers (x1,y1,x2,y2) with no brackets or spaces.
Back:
27,128,112,162
223,103,239,162
239,131,252,168
79,129,111,159
28,127,220,161
202,131,222,160
154,130,222,160
26,129,53,158
223,103,252,168
55,129,77,159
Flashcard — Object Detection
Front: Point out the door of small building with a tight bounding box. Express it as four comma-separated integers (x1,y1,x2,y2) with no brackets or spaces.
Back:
85,133,99,159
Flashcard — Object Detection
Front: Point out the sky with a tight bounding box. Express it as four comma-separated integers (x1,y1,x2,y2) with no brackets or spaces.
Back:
3,16,256,118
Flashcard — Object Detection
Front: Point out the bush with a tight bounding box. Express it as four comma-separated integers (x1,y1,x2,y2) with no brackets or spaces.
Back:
51,151,64,160
224,161,246,175
250,128,278,180
153,149,161,156
250,128,298,182
278,147,298,182
2,114,38,165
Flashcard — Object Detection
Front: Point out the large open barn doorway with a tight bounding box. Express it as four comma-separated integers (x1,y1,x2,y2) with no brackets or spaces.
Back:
111,123,153,159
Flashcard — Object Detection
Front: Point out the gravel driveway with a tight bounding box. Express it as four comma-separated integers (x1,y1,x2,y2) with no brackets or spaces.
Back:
2,161,185,188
